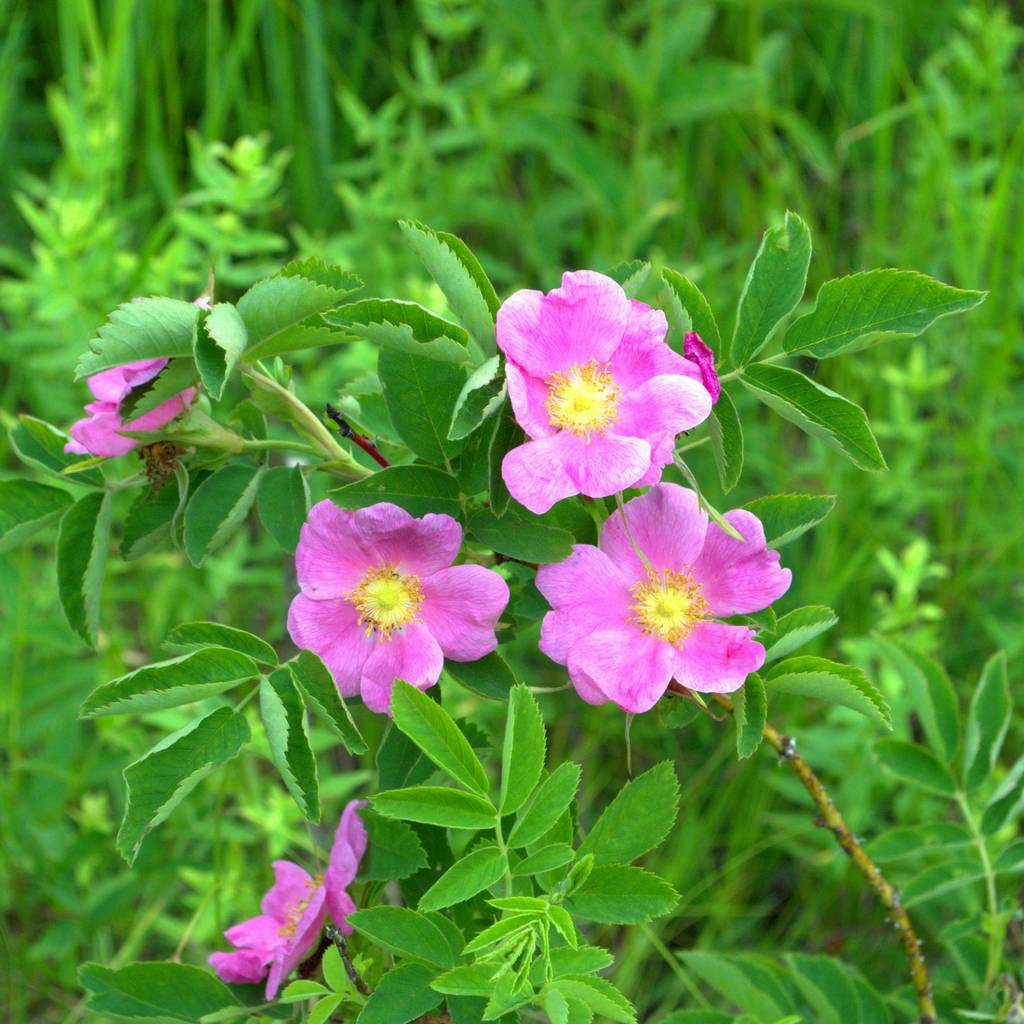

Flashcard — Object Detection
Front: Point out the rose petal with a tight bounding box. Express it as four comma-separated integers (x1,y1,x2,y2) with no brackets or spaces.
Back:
501,435,580,515
505,361,555,440
567,627,675,713
261,861,315,921
224,914,283,954
209,950,270,985
360,621,444,714
295,500,378,598
674,621,765,693
615,373,713,441
353,504,461,578
287,594,374,698
420,564,509,661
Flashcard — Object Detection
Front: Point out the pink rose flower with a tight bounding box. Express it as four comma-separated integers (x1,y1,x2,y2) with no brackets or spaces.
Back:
287,501,510,714
496,271,714,514
65,358,196,457
209,800,367,1000
535,484,791,713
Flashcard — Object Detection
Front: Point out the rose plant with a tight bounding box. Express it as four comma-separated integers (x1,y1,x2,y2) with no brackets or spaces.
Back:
2,216,1016,1024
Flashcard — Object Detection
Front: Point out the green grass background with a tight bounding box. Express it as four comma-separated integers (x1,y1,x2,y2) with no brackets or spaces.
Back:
0,1,1021,1020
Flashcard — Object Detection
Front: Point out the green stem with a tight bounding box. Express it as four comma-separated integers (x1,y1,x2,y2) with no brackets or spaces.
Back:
956,791,1002,988
494,817,513,897
638,923,712,1010
241,438,319,457
717,350,789,383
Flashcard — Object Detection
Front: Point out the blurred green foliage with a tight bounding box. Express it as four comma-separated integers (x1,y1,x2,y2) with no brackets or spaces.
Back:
0,1,1021,1021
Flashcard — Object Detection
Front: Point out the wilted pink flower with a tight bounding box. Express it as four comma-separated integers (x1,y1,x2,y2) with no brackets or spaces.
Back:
210,800,367,1000
496,271,714,514
288,501,510,714
683,331,721,404
65,359,195,457
536,484,791,713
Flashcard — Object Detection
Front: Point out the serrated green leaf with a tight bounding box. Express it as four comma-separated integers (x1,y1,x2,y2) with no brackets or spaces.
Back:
79,961,239,1020
372,786,496,829
963,652,1011,791
608,260,652,299
679,953,791,1022
707,388,743,493
577,761,679,865
740,363,885,471
874,739,957,797
120,358,198,419
500,686,546,814
981,755,1024,835
359,811,428,881
117,707,250,864
75,297,200,378
444,651,518,701
783,269,987,358
512,843,574,876
81,648,259,717
866,823,972,862
419,844,508,912
391,681,489,794
122,484,179,560
996,840,1024,874
163,621,277,664
431,963,496,996
356,962,442,1024
10,415,104,486
547,947,614,979
733,674,767,759
57,491,111,647
377,723,431,791
487,399,522,517
308,993,344,1024
730,212,811,366
378,348,468,463
256,464,309,552
450,356,506,440
508,762,581,848
399,220,499,356
260,668,320,822
329,465,461,519
568,864,678,924
762,606,838,662
552,976,636,1024
278,256,363,294
742,493,836,548
325,298,469,364
289,650,366,754
902,858,987,906
183,463,263,566
767,656,891,728
349,906,454,967
0,479,73,551
662,269,722,352
785,953,858,1024
195,302,247,399
468,507,573,564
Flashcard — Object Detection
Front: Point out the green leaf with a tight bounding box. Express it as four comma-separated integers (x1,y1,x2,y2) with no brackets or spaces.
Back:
547,947,614,979
450,356,506,440
163,621,277,665
183,463,263,566
508,762,581,848
360,812,428,881
783,269,987,358
785,953,859,1024
902,858,987,906
568,864,678,924
372,786,496,829
873,637,959,761
981,755,1024,835
740,363,886,471
378,348,468,463
75,297,200,378
609,259,652,299
487,399,522,517
330,465,462,519
444,651,518,701
866,823,971,862
308,994,344,1024
996,840,1024,875
349,906,455,967
680,953,791,1022
123,476,188,560
551,976,636,1024
500,686,546,814
121,358,198,419
399,220,500,356
117,707,250,864
468,508,573,564
577,761,679,865
733,674,767,759
9,415,104,486
0,480,73,551
57,491,111,647
324,298,469,364
357,962,442,1024
742,493,836,548
419,844,508,912
766,657,891,729
289,650,366,754
512,843,574,876
662,269,722,352
260,668,320,822
730,212,811,366
81,648,259,717
391,681,489,795
874,739,957,797
279,256,363,293
377,724,431,791
431,963,496,997
256,465,309,552
761,606,838,662
79,961,239,1020
195,302,247,399
963,652,1011,791
707,389,743,494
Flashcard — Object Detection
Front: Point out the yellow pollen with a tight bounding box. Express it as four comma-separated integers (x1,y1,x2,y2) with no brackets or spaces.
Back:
629,569,709,646
348,565,423,639
278,873,324,937
546,359,620,438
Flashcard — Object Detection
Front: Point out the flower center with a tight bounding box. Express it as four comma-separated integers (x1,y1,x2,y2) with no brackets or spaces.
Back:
278,873,323,937
546,360,620,438
349,565,423,639
629,569,708,646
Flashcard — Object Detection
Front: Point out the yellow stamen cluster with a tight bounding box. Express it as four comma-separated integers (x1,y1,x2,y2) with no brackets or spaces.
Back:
629,568,708,646
278,873,324,937
348,565,423,639
546,359,621,439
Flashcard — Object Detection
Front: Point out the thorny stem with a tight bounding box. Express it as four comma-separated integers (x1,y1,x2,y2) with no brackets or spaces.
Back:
325,403,391,468
713,694,938,1024
324,925,372,997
